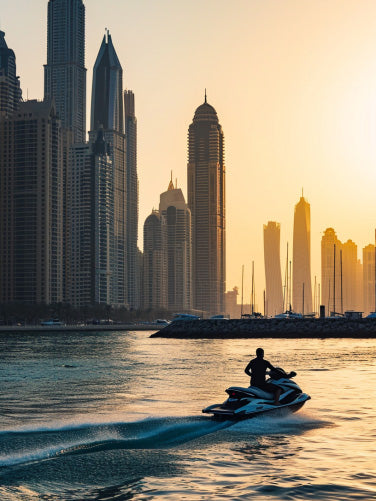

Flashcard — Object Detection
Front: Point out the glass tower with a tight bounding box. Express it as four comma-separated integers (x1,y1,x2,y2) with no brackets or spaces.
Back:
44,0,86,143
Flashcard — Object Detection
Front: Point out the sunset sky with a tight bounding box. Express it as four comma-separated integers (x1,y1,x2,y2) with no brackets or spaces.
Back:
3,0,376,306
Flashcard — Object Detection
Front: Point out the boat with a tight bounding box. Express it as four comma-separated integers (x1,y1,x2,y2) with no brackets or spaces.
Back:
202,367,310,420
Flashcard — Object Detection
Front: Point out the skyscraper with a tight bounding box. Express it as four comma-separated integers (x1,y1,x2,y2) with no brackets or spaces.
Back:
293,195,312,314
0,31,22,118
363,244,375,316
124,90,139,309
44,0,86,143
0,100,63,303
90,31,127,307
263,222,283,316
159,178,192,312
69,131,114,307
143,211,167,310
187,95,225,316
321,228,342,315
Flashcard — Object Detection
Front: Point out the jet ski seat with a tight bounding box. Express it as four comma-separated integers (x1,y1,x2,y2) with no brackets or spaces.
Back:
246,387,274,400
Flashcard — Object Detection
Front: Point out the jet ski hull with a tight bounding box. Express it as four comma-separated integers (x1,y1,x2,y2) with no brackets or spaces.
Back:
203,394,310,420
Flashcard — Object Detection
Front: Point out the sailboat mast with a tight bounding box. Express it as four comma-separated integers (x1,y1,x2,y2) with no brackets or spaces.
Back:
251,261,254,315
333,244,336,316
340,249,343,314
241,265,244,318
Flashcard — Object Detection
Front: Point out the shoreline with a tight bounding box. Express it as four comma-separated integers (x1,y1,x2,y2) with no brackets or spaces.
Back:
0,323,159,333
150,318,376,339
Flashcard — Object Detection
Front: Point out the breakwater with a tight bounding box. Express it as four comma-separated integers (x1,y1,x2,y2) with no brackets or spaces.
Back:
150,318,376,338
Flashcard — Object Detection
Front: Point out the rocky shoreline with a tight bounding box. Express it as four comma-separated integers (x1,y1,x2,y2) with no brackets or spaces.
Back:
150,318,376,339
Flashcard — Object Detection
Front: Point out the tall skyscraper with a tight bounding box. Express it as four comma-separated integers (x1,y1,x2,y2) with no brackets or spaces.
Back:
0,31,22,118
187,95,225,316
342,239,359,312
293,195,312,314
321,228,342,315
90,31,127,307
69,131,114,307
0,100,63,303
44,0,86,143
143,211,167,310
124,90,139,309
263,222,283,316
363,244,375,316
159,178,192,312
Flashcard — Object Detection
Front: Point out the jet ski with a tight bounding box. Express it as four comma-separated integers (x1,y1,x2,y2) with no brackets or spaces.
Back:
202,368,310,420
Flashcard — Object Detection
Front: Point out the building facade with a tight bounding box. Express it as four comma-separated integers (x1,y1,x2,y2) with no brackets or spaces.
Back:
263,222,283,316
90,32,127,307
292,195,312,314
0,31,22,119
321,228,342,315
44,0,86,143
143,211,167,310
124,90,139,309
0,100,63,303
363,244,375,316
159,179,192,312
69,131,114,307
187,96,226,316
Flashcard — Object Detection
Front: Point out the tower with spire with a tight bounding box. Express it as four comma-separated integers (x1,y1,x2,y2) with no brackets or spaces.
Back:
187,93,226,315
293,194,313,314
90,31,127,307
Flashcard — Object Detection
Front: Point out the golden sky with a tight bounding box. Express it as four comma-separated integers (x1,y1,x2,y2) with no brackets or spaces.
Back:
3,0,376,305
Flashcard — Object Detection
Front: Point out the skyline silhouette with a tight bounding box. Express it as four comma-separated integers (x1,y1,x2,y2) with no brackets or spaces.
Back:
2,0,376,297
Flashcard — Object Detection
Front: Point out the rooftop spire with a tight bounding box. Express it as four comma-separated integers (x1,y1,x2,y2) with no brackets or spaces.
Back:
168,170,174,191
204,88,207,103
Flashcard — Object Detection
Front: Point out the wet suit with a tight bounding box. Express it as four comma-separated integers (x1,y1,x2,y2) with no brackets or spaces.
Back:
245,357,281,403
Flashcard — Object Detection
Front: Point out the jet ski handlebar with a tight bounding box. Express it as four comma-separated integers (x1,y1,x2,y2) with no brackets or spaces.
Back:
268,367,297,379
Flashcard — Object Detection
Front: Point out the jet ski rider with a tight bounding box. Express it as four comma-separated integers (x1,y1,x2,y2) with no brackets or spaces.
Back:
245,348,282,405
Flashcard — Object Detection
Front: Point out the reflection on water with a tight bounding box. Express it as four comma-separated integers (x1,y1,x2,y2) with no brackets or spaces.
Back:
0,332,375,500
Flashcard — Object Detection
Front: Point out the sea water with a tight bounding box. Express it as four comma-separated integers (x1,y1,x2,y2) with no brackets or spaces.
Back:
0,331,375,500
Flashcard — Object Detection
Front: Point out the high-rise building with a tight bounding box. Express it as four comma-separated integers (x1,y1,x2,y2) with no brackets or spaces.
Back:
363,244,375,316
187,95,225,316
293,195,312,314
0,31,22,119
0,100,63,303
44,0,86,143
263,222,283,316
124,90,139,309
69,131,114,307
342,239,359,312
90,31,127,307
159,178,192,312
321,228,342,315
143,211,167,310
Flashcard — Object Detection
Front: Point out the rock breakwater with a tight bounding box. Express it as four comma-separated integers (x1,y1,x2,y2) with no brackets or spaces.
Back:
150,318,376,339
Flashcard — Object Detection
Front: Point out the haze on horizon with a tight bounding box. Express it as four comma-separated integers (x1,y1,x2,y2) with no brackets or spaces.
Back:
3,0,376,306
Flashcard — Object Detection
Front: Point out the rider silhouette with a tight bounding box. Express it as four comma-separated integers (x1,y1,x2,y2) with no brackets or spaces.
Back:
244,348,281,405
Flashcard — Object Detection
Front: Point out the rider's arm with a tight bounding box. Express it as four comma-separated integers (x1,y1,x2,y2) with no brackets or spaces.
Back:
266,360,275,371
244,360,252,377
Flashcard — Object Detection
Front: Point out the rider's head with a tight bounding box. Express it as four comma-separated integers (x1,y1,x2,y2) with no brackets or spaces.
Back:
256,347,264,358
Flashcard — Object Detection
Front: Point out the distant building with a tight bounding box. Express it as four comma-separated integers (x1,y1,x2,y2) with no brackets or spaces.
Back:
363,244,375,316
293,195,312,314
342,239,361,312
159,179,192,312
321,228,342,315
187,94,226,316
263,222,283,316
44,0,86,143
0,31,22,119
143,211,167,310
0,100,63,303
69,131,114,307
124,90,139,309
90,31,127,307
